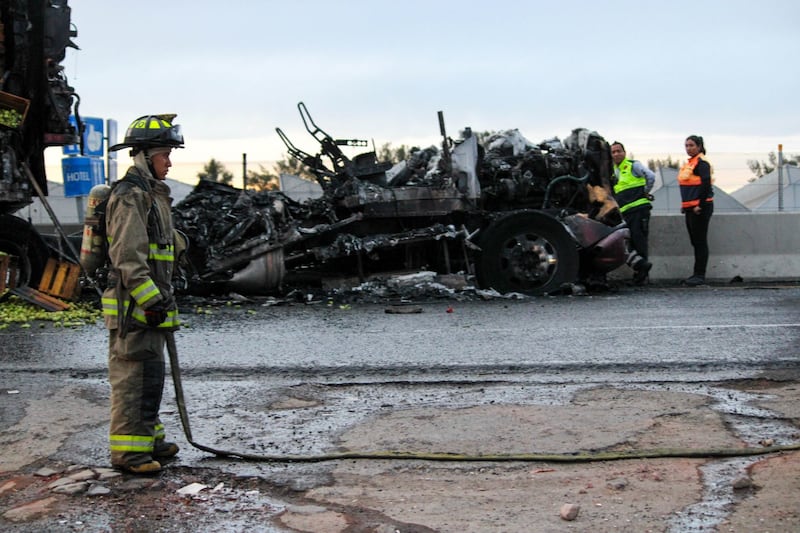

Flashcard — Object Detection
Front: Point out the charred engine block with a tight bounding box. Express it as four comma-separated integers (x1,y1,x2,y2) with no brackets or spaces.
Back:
476,132,579,208
475,128,614,212
479,146,578,203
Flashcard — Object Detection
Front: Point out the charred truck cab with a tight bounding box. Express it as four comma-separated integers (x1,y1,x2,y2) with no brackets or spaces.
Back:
0,0,81,287
281,103,629,295
175,103,630,296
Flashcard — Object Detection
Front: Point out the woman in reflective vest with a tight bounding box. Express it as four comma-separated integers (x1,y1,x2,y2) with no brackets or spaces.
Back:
678,134,714,286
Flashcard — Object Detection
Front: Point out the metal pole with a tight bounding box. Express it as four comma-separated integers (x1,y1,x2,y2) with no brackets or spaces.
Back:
106,118,118,184
75,196,85,224
778,144,784,212
242,153,247,190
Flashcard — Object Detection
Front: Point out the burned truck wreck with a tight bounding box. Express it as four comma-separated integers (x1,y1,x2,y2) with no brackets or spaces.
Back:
173,103,630,297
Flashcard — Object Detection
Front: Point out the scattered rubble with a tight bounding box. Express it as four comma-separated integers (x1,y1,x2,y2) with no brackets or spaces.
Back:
173,269,574,312
176,482,208,496
2,496,59,523
606,477,629,491
42,466,120,496
86,484,111,496
560,503,581,521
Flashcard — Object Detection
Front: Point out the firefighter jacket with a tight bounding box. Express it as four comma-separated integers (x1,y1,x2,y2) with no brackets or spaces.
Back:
101,167,179,331
678,154,714,209
613,158,654,214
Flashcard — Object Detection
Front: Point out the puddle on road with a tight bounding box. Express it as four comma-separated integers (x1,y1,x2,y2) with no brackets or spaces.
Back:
624,382,798,445
623,382,798,532
668,457,754,533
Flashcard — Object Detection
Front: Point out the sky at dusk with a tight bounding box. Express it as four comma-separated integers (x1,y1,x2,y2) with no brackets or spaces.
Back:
45,0,800,192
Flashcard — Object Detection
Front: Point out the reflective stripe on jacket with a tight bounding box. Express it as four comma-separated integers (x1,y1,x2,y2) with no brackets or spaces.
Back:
678,154,714,209
613,158,651,213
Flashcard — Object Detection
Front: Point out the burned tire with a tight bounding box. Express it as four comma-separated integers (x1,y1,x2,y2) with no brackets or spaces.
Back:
0,214,50,287
475,211,578,295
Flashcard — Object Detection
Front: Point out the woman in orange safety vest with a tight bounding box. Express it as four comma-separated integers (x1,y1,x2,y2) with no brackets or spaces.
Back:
677,135,714,286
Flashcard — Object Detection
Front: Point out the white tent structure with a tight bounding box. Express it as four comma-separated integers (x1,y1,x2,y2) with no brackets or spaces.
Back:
279,173,323,201
650,167,749,213
729,165,800,212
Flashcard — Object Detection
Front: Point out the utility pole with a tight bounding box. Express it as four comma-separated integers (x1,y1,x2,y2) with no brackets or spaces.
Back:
778,144,783,212
242,153,247,190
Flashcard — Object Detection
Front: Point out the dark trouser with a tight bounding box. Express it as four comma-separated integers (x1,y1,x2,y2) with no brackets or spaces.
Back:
684,202,714,277
108,328,166,467
623,206,651,262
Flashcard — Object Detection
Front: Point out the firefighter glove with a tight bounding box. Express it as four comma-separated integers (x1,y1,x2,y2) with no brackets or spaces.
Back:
144,301,169,327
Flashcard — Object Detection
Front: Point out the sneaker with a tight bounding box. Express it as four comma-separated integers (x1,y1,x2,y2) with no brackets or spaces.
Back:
682,275,705,287
115,459,162,474
153,440,180,459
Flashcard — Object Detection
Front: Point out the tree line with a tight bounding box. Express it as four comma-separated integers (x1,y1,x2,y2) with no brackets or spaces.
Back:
746,152,800,181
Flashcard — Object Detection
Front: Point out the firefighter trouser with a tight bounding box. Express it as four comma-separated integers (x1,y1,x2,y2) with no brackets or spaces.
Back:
108,328,167,467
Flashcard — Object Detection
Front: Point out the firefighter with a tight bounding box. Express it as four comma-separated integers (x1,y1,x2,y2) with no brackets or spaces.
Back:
103,114,184,474
611,141,655,285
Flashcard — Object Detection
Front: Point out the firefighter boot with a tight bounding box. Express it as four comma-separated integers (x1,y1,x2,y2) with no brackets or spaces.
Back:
115,457,162,475
153,440,180,459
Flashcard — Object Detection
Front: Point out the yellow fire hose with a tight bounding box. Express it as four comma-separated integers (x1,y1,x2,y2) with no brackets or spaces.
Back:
166,333,800,463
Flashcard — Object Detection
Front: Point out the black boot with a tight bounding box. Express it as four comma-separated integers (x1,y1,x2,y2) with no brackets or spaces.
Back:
632,258,652,285
153,440,180,459
682,275,705,287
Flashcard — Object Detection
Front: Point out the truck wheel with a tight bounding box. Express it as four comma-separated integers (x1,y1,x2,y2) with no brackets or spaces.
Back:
0,215,50,288
476,211,578,295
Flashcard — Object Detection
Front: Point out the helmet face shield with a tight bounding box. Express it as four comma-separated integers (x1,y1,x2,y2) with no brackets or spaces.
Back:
159,124,184,146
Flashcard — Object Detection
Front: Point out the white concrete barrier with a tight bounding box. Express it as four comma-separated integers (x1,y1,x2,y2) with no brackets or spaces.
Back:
619,213,800,282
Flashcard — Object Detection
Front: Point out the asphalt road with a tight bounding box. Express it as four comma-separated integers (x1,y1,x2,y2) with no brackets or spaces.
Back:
4,284,800,378
2,283,800,532
3,283,799,462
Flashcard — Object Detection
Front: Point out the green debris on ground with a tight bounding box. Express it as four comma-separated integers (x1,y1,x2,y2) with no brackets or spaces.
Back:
0,295,101,328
